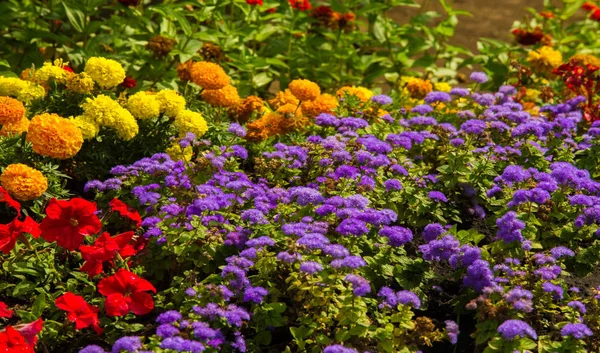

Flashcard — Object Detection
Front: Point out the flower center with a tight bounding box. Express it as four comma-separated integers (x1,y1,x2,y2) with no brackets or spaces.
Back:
69,218,79,226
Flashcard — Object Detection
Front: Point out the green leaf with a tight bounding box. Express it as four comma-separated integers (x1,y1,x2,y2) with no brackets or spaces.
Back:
0,60,9,68
12,281,36,297
62,3,86,33
31,294,46,318
252,72,272,88
561,0,586,20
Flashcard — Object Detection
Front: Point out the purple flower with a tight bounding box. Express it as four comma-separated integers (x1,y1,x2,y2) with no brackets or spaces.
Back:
80,346,105,353
336,218,369,236
470,71,488,83
156,310,182,324
157,324,180,338
428,191,448,203
445,320,459,344
550,246,575,259
371,94,393,105
461,119,487,134
299,261,323,274
561,323,593,339
422,223,445,242
316,113,339,127
228,123,247,137
246,236,275,248
420,235,460,261
424,91,451,103
397,290,421,309
111,337,142,353
497,320,537,340
344,274,371,296
450,88,470,96
568,301,587,314
243,286,269,303
411,104,434,114
496,211,525,243
504,287,533,312
463,260,494,292
324,345,359,353
379,226,413,246
384,179,403,191
241,209,267,224
542,282,563,299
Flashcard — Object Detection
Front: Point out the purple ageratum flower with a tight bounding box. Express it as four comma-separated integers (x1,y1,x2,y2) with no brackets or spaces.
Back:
496,211,525,243
422,223,445,242
561,323,593,339
542,282,563,299
299,261,323,274
550,246,575,259
315,113,339,127
323,244,350,258
497,320,537,340
245,236,275,248
568,300,587,314
79,346,105,353
228,123,247,137
420,235,460,261
450,88,470,96
500,165,531,184
504,287,533,312
156,310,182,324
424,91,451,104
371,94,393,105
397,290,421,309
463,260,494,292
470,71,488,83
460,119,487,134
445,320,459,345
411,104,434,114
450,138,465,146
243,286,269,303
157,324,180,338
379,226,413,246
297,233,330,250
384,179,403,191
111,337,142,353
428,191,448,203
240,209,267,224
336,218,369,236
290,187,324,206
276,251,302,263
324,345,359,353
344,274,371,296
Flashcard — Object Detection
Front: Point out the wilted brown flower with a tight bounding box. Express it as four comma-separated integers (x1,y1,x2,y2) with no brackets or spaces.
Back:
146,35,176,57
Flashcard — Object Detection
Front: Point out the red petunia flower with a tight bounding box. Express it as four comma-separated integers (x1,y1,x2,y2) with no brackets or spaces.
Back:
40,198,102,251
55,292,103,334
246,0,262,5
0,186,21,216
0,326,34,353
9,318,43,348
0,217,41,254
109,198,142,227
98,268,156,317
289,0,311,11
0,302,13,318
79,231,135,277
120,76,137,89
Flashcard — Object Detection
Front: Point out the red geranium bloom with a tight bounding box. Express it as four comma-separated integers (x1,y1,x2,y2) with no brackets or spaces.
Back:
79,231,135,277
55,292,103,334
40,198,102,251
0,217,41,254
246,0,262,5
0,187,21,216
120,76,137,89
0,326,34,353
289,0,311,11
109,198,142,227
0,302,13,318
98,268,156,317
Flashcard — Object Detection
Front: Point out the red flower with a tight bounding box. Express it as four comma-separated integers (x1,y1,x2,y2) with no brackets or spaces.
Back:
289,0,311,11
511,27,545,46
592,8,600,21
120,76,137,89
79,231,135,277
109,198,142,227
0,302,13,318
62,66,74,73
0,326,34,353
246,0,262,4
0,186,21,216
0,217,41,254
14,319,43,347
98,268,156,317
266,7,276,13
539,11,554,19
55,292,103,334
40,198,102,251
583,2,598,11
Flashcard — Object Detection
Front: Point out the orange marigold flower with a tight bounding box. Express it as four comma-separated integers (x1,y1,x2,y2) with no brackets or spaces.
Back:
27,113,83,159
0,97,25,125
190,61,230,90
0,164,48,201
336,86,373,103
269,89,299,109
229,96,265,123
0,116,30,137
177,60,195,82
301,93,338,117
246,112,286,141
405,79,433,100
288,79,320,101
201,85,241,107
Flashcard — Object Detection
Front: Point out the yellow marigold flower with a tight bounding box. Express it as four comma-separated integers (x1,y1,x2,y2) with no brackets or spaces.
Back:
81,95,139,140
570,53,600,67
156,90,186,117
174,110,208,137
18,82,46,103
525,89,541,101
404,77,433,99
67,72,95,94
269,89,299,109
126,91,161,120
73,115,100,139
288,79,320,101
527,46,562,74
433,82,452,93
84,57,126,89
229,96,265,123
201,85,240,107
336,86,373,102
0,96,25,125
0,77,27,97
27,113,83,159
0,116,29,137
246,112,285,142
301,93,338,117
189,61,230,90
35,62,73,85
0,164,48,201
166,143,193,162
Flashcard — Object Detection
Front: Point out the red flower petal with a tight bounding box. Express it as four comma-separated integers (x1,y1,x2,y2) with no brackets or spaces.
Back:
0,302,13,318
128,291,154,315
104,293,130,317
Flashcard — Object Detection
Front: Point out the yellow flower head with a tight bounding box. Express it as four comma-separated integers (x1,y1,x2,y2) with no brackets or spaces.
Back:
269,89,299,109
403,77,433,99
81,95,139,140
18,82,46,103
126,91,161,120
0,96,25,125
190,61,230,90
288,79,320,101
156,90,186,117
27,113,83,159
0,77,45,103
0,164,48,201
570,53,600,67
35,61,73,85
174,110,208,137
300,93,338,117
201,85,240,107
67,72,95,94
229,96,265,123
433,82,452,93
166,142,193,162
73,115,100,139
336,86,373,102
527,46,562,74
84,57,126,88
0,116,30,137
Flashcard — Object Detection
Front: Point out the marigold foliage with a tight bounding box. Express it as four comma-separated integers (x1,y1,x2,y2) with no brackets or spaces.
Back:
0,164,48,201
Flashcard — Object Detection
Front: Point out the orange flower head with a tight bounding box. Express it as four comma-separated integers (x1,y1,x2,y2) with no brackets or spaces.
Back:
288,79,320,101
0,116,30,137
190,61,230,90
0,96,25,125
301,93,338,117
229,96,265,123
269,89,299,109
27,113,83,159
201,85,241,107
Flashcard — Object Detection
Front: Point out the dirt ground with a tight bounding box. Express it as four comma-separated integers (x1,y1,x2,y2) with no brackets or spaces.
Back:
388,0,556,52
